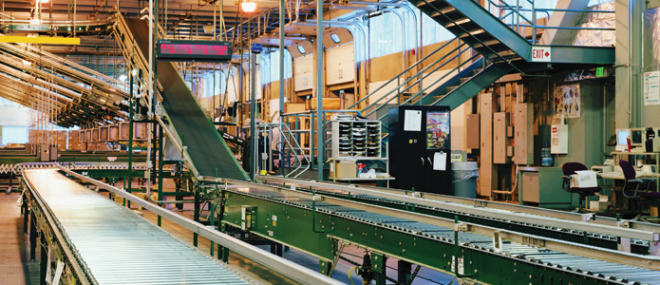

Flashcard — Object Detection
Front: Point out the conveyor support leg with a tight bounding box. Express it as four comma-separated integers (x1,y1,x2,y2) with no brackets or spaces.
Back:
219,223,229,263
371,252,386,285
398,260,412,284
30,211,37,261
23,197,28,234
40,234,47,285
319,260,332,276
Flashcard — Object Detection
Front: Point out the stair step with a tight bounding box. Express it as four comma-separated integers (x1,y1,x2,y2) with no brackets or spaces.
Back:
444,18,471,29
459,77,471,83
446,86,459,92
458,29,485,38
487,50,517,60
416,0,442,8
472,39,503,49
428,6,458,18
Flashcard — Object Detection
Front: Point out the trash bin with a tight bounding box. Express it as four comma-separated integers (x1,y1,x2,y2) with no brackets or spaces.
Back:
452,162,479,198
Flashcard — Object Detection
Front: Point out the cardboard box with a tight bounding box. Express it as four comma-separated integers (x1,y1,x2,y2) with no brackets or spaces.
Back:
570,170,598,188
330,160,357,179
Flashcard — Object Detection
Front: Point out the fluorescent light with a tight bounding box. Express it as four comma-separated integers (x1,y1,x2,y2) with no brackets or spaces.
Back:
22,60,32,66
119,75,127,82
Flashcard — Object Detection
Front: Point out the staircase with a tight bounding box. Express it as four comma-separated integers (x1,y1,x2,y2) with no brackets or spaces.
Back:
355,0,615,124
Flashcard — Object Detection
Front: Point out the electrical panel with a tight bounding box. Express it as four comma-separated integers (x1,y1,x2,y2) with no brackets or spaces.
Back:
466,114,480,149
493,112,510,164
514,103,534,165
551,124,568,154
480,93,498,198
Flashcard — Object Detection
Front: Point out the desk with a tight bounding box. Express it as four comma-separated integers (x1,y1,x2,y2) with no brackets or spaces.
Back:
598,172,660,211
518,167,577,209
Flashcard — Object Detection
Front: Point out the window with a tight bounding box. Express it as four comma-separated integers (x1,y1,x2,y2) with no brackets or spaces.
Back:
297,45,306,54
2,127,28,145
330,33,341,44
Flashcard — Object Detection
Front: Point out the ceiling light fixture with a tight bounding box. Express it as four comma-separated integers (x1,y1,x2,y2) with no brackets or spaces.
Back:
203,23,215,34
241,0,257,13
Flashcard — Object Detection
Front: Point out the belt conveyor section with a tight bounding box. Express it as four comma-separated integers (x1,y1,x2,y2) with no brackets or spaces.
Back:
23,169,256,285
121,18,248,181
222,186,660,285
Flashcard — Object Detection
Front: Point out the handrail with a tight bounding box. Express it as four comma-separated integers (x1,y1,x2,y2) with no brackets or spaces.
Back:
347,37,461,110
258,123,310,178
374,54,482,123
370,52,481,121
360,41,470,114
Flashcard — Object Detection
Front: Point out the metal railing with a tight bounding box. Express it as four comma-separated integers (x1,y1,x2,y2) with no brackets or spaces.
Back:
488,0,615,44
257,123,311,178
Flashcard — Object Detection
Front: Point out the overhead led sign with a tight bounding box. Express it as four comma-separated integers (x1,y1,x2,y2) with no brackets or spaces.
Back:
157,40,232,62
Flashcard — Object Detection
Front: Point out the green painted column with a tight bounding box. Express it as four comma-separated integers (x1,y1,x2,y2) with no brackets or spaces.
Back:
209,202,215,256
127,74,134,209
157,124,164,226
316,0,324,181
193,184,200,247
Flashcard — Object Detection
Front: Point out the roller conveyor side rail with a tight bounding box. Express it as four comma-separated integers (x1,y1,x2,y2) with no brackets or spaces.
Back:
218,177,660,271
256,176,660,243
53,165,346,285
217,180,660,285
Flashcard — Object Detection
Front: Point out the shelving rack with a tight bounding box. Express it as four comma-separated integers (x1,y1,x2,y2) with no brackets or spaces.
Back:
328,116,393,185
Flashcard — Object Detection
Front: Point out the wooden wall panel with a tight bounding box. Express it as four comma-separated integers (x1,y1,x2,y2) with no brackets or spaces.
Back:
369,52,403,82
294,55,314,92
326,42,355,86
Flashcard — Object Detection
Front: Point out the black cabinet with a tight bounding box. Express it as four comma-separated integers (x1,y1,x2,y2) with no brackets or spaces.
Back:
388,106,452,195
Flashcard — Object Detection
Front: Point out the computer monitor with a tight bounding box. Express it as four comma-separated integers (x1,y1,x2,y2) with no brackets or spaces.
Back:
616,128,630,152
631,128,644,146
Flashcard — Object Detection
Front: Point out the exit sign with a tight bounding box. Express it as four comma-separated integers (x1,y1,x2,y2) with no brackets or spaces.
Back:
531,46,551,62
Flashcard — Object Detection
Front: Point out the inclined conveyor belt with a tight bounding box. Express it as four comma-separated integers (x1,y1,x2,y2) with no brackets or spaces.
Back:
24,169,255,285
228,186,660,285
121,17,248,181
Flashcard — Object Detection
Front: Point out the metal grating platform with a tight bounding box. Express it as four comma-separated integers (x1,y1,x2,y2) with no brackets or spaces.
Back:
24,169,255,285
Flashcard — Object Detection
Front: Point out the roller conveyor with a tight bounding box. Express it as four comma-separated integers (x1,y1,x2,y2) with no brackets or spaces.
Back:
23,169,256,285
226,185,660,285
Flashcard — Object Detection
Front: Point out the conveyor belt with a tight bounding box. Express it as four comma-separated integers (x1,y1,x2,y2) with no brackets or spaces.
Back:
122,18,248,181
24,169,256,285
228,186,660,285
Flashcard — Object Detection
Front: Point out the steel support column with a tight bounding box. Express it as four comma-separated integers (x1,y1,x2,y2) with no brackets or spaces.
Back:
279,0,285,176
316,0,324,182
193,184,200,247
157,124,163,226
127,74,134,209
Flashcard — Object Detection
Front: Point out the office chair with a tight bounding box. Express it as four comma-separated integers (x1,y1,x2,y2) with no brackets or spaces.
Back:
562,162,602,213
619,160,660,221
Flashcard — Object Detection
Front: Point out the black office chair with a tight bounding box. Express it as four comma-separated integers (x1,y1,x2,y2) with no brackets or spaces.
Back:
619,160,660,220
562,162,602,213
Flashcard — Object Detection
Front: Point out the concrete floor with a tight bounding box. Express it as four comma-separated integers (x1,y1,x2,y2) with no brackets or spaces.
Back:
0,191,40,285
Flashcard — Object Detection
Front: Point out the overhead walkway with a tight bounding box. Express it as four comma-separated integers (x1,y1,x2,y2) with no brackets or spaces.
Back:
114,15,249,181
22,169,256,285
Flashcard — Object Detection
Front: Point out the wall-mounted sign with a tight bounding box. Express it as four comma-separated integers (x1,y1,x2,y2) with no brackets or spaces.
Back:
531,46,551,62
644,71,660,106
